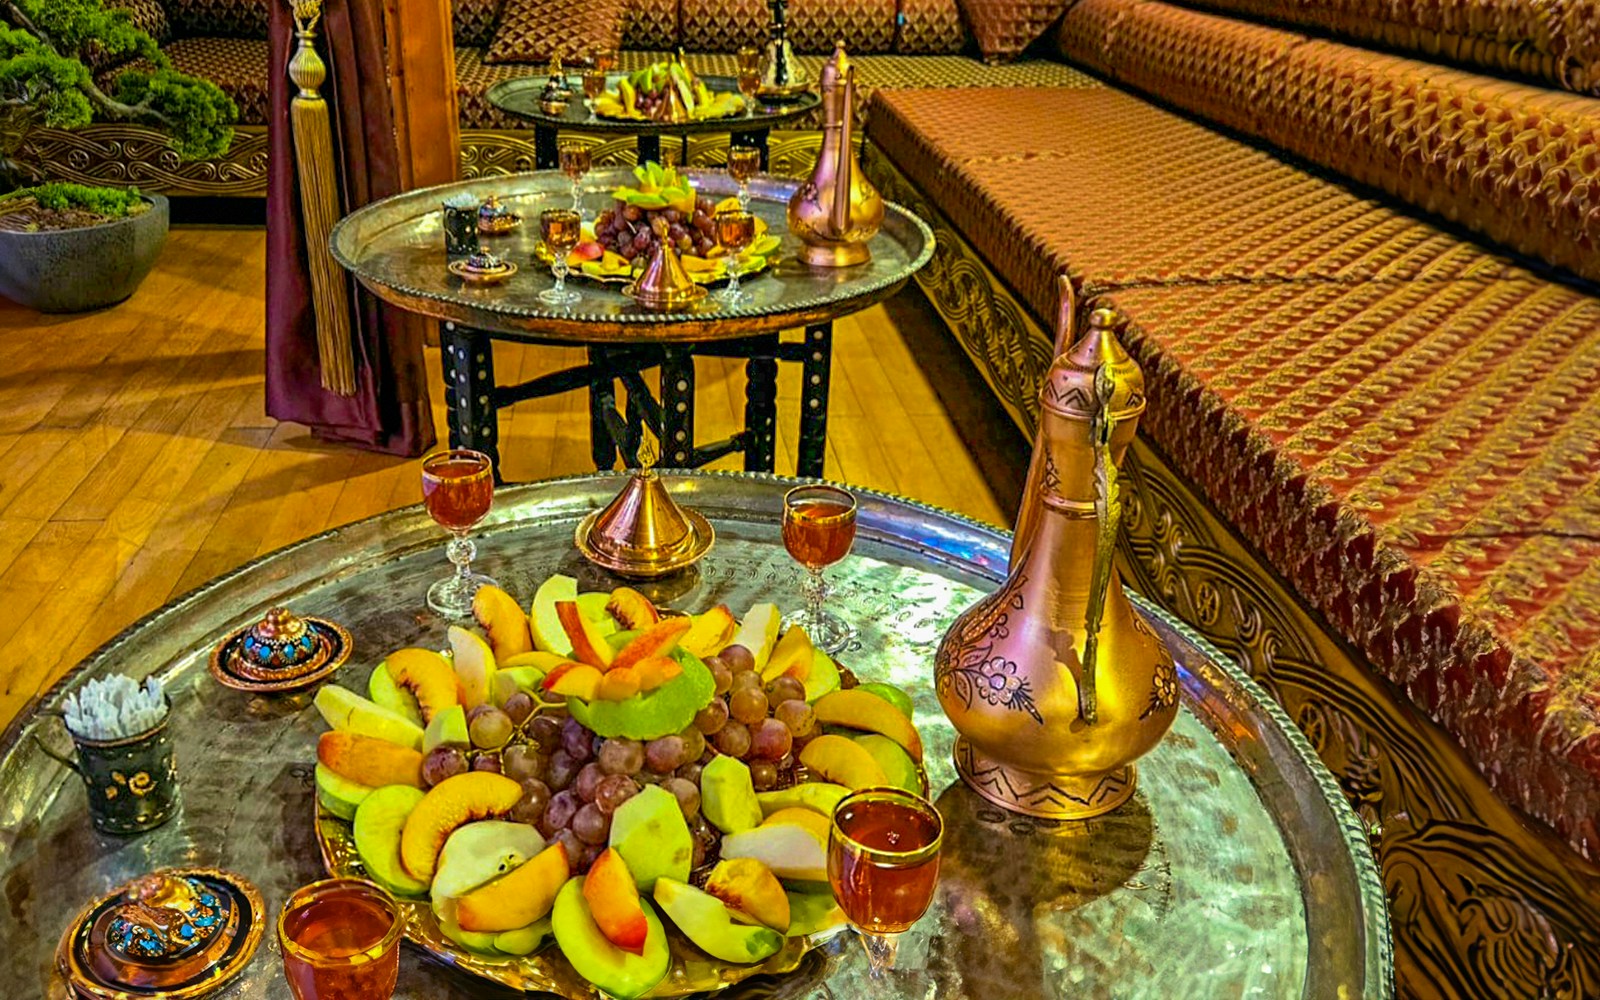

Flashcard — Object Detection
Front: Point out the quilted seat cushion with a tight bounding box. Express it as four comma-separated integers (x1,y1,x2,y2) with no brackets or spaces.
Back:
1101,277,1600,854
99,36,269,125
454,48,1098,129
867,86,1522,325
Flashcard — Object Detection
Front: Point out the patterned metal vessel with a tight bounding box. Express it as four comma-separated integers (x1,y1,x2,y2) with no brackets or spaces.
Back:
936,306,1179,818
786,46,883,267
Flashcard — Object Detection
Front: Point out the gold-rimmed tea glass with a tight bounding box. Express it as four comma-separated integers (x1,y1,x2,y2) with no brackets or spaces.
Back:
713,208,756,304
421,448,496,617
828,788,944,977
279,877,402,1000
558,142,591,215
780,483,856,652
582,68,607,121
540,207,583,306
728,142,761,208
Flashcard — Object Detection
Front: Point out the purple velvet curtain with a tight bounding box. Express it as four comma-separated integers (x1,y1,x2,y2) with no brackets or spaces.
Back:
265,0,435,456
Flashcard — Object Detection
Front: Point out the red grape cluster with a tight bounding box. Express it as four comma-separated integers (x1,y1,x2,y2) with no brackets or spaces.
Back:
692,645,819,793
595,197,719,263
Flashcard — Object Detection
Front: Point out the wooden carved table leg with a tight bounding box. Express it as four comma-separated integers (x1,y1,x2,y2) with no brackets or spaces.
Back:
440,322,502,478
796,322,832,478
661,348,696,468
587,345,620,470
743,336,779,473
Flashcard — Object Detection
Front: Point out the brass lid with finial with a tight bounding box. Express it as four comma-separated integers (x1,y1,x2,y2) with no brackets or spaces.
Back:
626,217,706,310
1040,306,1146,421
576,430,714,578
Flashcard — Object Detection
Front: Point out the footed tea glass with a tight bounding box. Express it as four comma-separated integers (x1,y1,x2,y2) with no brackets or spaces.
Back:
421,449,496,617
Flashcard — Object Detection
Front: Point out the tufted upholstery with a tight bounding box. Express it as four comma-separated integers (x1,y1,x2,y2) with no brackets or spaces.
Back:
678,0,898,54
1182,0,1600,97
868,86,1521,322
452,0,503,48
100,36,269,125
959,0,1072,62
165,0,267,38
1101,277,1600,852
622,0,679,49
1056,0,1600,284
896,0,969,54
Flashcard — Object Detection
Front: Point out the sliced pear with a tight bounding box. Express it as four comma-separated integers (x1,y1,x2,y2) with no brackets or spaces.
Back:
447,625,497,710
530,575,580,655
727,603,782,670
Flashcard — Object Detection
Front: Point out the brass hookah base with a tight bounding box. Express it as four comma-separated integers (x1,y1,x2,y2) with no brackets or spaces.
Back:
952,737,1136,821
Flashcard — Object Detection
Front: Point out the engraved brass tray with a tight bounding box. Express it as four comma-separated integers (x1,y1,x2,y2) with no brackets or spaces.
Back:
0,473,1391,999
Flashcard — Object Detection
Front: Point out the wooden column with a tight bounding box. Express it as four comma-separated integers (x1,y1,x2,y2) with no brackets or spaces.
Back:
381,0,460,190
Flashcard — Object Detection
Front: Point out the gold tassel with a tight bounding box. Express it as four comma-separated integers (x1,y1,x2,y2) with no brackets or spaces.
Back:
287,0,357,396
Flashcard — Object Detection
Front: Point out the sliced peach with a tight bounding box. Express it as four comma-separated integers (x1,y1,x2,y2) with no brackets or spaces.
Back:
761,626,813,683
557,600,615,668
584,847,649,955
457,840,571,932
317,731,425,788
632,655,683,693
472,584,534,661
399,771,523,880
544,661,604,701
761,807,830,845
606,587,661,630
501,650,572,671
812,690,923,761
448,626,496,710
704,858,790,932
680,604,737,659
597,666,642,701
612,617,692,672
798,735,889,790
387,647,461,722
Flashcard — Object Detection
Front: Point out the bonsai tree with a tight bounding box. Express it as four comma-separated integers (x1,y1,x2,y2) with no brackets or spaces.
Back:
0,0,236,225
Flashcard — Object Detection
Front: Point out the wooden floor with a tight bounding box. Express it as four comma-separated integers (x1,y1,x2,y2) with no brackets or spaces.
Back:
0,227,1028,728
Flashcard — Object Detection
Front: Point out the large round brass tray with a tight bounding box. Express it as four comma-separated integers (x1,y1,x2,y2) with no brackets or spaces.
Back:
2,472,1391,999
328,169,933,343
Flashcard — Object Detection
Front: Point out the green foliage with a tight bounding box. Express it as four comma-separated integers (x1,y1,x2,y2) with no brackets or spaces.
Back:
0,180,146,217
0,0,236,177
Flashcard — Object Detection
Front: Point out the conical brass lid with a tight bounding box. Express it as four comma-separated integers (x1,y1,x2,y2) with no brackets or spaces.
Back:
578,467,714,577
1040,306,1146,422
630,218,702,309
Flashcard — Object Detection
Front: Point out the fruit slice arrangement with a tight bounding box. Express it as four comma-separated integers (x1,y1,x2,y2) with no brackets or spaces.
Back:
310,576,928,998
593,58,746,122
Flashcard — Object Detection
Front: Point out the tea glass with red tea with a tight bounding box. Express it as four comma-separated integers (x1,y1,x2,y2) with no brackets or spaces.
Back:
558,142,591,215
828,787,944,977
420,448,497,617
781,484,857,652
727,143,761,208
540,208,584,307
278,877,401,1000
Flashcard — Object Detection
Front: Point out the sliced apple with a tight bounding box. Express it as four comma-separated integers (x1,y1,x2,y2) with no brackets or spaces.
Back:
387,647,461,722
755,782,850,819
399,771,524,880
798,734,889,790
585,847,649,955
354,785,430,897
501,650,573,671
448,625,497,710
473,584,534,661
530,574,579,655
557,600,615,669
704,858,790,932
315,763,374,821
632,655,682,693
314,684,424,750
804,649,841,702
761,626,813,683
367,663,424,728
680,604,737,659
551,878,670,1000
493,667,545,706
761,807,830,846
597,665,642,701
727,603,781,670
786,888,847,937
317,731,424,788
433,820,546,903
720,824,827,882
612,617,692,672
653,878,785,963
812,690,923,761
544,661,604,701
424,704,468,752
458,840,571,932
606,587,661,630
576,591,620,632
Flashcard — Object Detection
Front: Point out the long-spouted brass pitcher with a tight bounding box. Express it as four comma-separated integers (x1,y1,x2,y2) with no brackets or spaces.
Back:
935,296,1179,819
787,44,882,266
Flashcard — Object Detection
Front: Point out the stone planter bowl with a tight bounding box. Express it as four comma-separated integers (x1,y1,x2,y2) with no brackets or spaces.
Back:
0,194,169,313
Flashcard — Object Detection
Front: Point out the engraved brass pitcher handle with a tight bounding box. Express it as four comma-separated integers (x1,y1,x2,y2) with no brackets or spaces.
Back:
1080,362,1122,726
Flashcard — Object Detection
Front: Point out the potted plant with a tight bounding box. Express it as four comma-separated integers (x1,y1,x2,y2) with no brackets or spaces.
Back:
0,0,236,312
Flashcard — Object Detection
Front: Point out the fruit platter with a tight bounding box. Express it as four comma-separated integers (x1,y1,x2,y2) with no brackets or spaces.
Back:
310,575,929,998
539,164,782,286
592,58,746,122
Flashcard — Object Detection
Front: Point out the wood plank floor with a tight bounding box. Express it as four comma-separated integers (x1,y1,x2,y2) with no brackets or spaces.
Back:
0,226,1028,727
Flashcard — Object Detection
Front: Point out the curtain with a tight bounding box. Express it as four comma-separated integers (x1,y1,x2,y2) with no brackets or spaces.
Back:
265,0,435,456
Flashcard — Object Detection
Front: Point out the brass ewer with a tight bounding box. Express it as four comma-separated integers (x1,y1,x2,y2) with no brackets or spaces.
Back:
786,44,883,267
934,300,1179,819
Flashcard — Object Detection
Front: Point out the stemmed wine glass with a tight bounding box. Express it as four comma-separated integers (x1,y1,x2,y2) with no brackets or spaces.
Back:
420,449,497,618
714,208,756,304
558,141,591,215
736,46,762,116
582,68,606,122
540,207,582,306
828,788,944,978
780,484,856,652
728,141,760,208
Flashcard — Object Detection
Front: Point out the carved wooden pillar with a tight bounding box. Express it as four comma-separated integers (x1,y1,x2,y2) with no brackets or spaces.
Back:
381,0,460,190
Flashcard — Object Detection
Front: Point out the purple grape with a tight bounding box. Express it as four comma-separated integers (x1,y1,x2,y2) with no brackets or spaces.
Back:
510,778,551,825
675,761,703,787
730,670,763,693
774,699,816,738
572,803,611,845
595,774,640,815
678,726,707,763
766,676,806,704
501,743,547,783
530,714,562,750
730,687,768,725
548,749,581,791
750,760,778,790
662,777,700,820
749,718,793,761
541,789,581,837
575,762,605,802
561,717,595,762
694,699,729,735
421,745,468,786
471,753,503,774
553,828,585,867
721,645,755,673
598,738,645,776
714,720,751,757
645,735,687,774
503,692,536,727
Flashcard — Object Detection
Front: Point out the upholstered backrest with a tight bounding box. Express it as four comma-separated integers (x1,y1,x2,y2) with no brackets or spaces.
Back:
622,0,680,48
165,0,268,38
1184,0,1600,97
679,0,899,53
453,0,503,47
1058,0,1600,284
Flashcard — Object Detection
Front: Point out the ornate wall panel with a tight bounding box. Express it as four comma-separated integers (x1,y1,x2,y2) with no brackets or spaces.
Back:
25,125,269,198
461,129,827,180
1119,438,1600,1000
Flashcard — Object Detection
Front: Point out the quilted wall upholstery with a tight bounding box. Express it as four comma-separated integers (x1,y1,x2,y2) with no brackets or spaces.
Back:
1182,0,1600,97
100,36,268,124
1056,0,1600,284
484,0,629,63
960,0,1072,61
622,0,680,49
896,0,969,54
165,0,268,38
452,0,503,47
679,0,768,51
680,0,898,53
